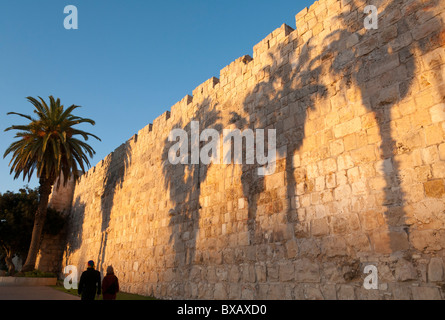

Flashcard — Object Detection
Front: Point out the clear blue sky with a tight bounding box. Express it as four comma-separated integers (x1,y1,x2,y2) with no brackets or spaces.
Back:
0,0,313,193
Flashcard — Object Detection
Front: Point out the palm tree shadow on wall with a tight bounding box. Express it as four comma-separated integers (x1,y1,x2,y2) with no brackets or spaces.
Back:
317,0,445,252
159,0,444,281
162,97,222,287
97,140,132,274
235,39,327,245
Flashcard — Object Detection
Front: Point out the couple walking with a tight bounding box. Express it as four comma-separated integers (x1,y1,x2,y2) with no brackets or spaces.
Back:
78,260,119,300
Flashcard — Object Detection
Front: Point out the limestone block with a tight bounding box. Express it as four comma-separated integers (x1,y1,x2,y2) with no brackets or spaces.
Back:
321,236,348,257
432,162,445,179
370,54,400,79
285,239,298,258
325,173,336,189
311,218,330,237
428,257,444,282
319,158,337,175
391,283,412,300
333,118,362,138
412,17,442,41
337,154,354,171
438,144,445,161
320,284,337,300
345,232,371,252
279,261,295,282
214,283,227,300
395,259,418,281
337,285,356,300
330,139,345,157
294,258,320,283
411,229,444,252
334,184,351,201
424,179,445,198
304,285,324,300
351,145,377,165
332,214,360,235
265,171,285,190
429,103,445,123
411,286,442,300
425,124,444,146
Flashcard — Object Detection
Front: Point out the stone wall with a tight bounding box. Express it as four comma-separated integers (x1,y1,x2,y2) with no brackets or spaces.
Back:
54,0,445,299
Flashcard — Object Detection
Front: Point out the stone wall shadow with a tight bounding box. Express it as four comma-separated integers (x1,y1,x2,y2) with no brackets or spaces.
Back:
318,0,445,253
64,196,86,268
238,38,327,245
162,97,222,289
98,140,132,274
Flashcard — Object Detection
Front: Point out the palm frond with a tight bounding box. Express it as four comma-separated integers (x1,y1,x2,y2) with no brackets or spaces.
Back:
4,95,101,184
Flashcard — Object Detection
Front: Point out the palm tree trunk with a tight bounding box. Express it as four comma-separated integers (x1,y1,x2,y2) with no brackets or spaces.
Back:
21,178,53,272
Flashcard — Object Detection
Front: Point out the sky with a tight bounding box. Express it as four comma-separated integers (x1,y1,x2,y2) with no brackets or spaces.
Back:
0,0,313,193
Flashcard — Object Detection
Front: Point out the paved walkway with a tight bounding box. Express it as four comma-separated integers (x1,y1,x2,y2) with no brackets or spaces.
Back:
0,286,80,300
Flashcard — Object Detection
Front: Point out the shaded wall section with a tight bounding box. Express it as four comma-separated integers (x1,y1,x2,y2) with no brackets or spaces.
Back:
36,176,75,273
53,0,445,299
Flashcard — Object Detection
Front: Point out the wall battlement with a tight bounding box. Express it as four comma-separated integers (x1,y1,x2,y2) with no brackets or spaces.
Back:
45,0,445,300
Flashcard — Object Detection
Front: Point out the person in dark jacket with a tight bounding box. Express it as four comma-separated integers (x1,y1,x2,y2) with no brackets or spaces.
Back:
102,265,119,300
78,260,101,300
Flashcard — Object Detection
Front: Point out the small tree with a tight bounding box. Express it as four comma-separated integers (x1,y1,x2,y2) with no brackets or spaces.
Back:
0,187,65,274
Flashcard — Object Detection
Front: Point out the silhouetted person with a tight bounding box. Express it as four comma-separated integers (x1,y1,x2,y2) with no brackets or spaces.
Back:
78,260,101,300
102,265,119,300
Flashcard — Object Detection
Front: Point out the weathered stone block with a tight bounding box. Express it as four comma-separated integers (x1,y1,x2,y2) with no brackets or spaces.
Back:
311,218,330,237
334,184,351,201
333,118,362,138
424,179,445,198
439,144,445,161
411,229,444,252
411,286,442,300
351,145,377,165
429,103,445,123
214,283,227,299
395,259,418,281
321,236,348,257
428,257,444,282
425,124,444,146
279,261,295,282
330,139,345,157
432,162,445,179
294,258,320,283
337,285,356,300
392,284,412,300
304,285,324,300
361,210,386,232
285,239,298,258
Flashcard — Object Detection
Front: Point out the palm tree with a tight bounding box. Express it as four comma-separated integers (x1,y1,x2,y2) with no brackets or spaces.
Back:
3,96,101,272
